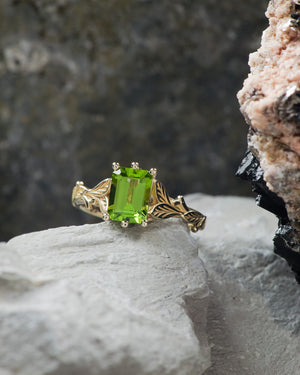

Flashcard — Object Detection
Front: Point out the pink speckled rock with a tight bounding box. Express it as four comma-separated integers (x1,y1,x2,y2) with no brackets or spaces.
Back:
238,0,300,230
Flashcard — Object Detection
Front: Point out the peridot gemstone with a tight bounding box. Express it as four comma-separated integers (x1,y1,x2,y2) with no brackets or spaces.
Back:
108,167,153,224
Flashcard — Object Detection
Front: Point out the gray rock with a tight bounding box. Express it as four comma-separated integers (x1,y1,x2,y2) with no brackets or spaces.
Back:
0,220,210,375
187,194,300,375
2,194,299,375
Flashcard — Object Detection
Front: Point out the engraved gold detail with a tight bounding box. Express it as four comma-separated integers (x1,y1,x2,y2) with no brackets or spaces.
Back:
72,179,111,220
148,181,206,232
72,163,206,232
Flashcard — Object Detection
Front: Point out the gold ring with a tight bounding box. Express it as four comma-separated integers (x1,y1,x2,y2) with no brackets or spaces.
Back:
72,162,206,232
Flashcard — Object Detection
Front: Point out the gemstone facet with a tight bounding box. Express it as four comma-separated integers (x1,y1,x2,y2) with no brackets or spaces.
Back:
108,167,153,224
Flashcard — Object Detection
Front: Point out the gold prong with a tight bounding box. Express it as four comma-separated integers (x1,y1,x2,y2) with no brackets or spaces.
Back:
141,220,148,227
121,220,129,228
131,162,139,169
112,162,120,171
150,168,157,178
76,181,84,186
103,213,110,221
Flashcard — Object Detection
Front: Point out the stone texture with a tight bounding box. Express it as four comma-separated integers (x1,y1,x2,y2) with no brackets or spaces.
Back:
1,194,300,374
0,0,269,241
237,0,300,229
0,220,210,375
188,194,300,375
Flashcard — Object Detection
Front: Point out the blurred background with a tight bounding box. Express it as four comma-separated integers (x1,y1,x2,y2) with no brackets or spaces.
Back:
0,0,269,241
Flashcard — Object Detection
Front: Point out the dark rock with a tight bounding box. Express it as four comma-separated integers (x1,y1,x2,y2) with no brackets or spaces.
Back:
0,0,269,240
236,150,300,283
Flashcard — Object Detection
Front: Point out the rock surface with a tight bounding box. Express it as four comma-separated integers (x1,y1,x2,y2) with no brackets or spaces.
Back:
237,0,300,228
1,194,300,375
189,194,300,375
0,219,210,375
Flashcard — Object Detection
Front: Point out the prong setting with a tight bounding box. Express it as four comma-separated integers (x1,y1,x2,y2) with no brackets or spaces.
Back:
141,220,148,227
150,168,157,178
112,162,120,171
72,163,205,233
121,220,129,228
103,213,110,221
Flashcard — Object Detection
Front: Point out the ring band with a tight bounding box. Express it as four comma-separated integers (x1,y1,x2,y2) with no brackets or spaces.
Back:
72,162,206,232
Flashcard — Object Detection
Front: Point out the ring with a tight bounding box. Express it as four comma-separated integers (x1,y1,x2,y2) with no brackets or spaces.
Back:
72,162,206,232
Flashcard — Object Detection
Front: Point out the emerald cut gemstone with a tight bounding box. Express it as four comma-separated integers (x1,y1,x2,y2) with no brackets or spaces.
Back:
108,167,153,224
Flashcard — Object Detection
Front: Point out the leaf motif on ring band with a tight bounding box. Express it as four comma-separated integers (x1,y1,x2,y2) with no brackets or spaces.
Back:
151,202,182,219
155,180,172,205
149,181,206,232
72,178,111,219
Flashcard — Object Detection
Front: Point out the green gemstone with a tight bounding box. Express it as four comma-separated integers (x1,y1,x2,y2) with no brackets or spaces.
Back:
108,167,153,224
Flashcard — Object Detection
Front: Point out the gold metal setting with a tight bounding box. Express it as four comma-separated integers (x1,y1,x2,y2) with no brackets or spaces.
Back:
148,181,206,233
112,162,120,171
72,163,206,232
131,161,140,169
72,179,111,220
